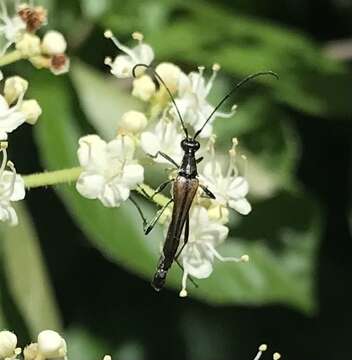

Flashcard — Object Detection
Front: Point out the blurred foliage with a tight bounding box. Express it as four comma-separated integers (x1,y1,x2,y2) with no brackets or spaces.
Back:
1,0,352,359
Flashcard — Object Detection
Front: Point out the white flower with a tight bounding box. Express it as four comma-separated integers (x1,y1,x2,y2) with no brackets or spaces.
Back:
0,78,29,140
175,64,236,138
199,138,251,215
19,99,42,125
140,118,183,165
76,134,144,207
0,1,26,54
49,54,70,75
178,206,248,297
0,143,25,226
120,110,147,133
0,330,21,360
41,30,67,55
104,30,154,79
37,330,67,359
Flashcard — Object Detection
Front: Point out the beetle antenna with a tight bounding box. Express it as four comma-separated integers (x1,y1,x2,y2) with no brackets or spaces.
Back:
193,71,279,139
132,63,189,139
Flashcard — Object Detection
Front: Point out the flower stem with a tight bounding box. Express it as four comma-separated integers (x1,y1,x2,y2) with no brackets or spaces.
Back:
136,183,170,207
22,167,169,208
23,167,82,188
0,50,24,66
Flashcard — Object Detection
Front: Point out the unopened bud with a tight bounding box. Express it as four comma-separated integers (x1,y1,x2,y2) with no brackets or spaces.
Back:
0,331,18,359
17,5,47,32
23,343,39,360
37,330,67,359
155,62,181,93
50,54,70,75
273,353,281,360
4,76,28,104
41,31,67,55
20,99,42,125
16,33,41,57
179,289,188,298
120,111,148,133
132,75,156,101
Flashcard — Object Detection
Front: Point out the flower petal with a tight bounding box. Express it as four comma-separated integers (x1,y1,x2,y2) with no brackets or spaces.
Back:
121,164,144,188
228,198,252,215
140,131,160,156
228,176,249,198
76,172,105,199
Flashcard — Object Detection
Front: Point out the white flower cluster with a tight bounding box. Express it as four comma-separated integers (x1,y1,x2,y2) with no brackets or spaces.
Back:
0,329,67,360
76,30,252,294
0,73,43,226
0,330,281,360
0,1,69,75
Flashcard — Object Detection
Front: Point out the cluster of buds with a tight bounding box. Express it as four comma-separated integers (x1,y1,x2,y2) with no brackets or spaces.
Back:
0,2,69,75
76,30,251,295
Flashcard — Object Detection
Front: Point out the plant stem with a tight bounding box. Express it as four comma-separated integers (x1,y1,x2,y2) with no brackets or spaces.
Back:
136,183,169,207
0,50,23,66
23,167,82,188
22,167,169,208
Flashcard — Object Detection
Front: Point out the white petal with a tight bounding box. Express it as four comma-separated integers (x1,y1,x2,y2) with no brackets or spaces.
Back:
121,164,144,188
76,173,105,199
140,131,160,156
107,135,135,161
10,174,25,201
0,110,26,134
77,135,107,169
0,202,18,226
183,256,213,279
0,95,9,112
228,198,252,215
228,176,249,198
100,184,130,207
110,55,135,78
133,43,154,64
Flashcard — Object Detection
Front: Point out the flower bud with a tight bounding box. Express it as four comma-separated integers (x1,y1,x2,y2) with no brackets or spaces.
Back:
155,62,181,93
132,74,156,101
4,76,28,105
41,31,67,55
50,54,70,75
15,33,41,57
23,343,39,360
0,331,18,359
20,99,42,125
17,4,47,33
37,330,66,359
120,111,148,133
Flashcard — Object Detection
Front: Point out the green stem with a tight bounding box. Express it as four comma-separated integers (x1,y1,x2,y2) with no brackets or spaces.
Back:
23,167,82,189
0,50,24,67
22,167,169,208
136,183,169,207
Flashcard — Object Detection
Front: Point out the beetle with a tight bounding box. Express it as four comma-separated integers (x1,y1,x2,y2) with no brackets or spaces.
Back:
130,64,278,292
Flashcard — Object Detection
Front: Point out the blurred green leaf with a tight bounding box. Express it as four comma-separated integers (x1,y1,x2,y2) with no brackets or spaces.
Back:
102,0,352,118
65,327,109,360
2,203,62,336
70,61,141,140
30,71,319,312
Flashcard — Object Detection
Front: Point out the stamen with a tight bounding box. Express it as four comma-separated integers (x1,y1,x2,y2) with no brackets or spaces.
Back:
132,31,144,42
0,145,7,175
104,56,112,66
179,269,188,297
205,63,220,95
104,29,137,61
253,344,268,360
206,243,248,263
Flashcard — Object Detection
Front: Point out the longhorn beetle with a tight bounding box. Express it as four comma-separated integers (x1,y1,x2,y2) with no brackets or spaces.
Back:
130,63,278,293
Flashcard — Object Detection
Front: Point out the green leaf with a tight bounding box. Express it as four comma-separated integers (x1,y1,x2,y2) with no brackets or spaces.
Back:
30,71,319,313
102,0,352,118
70,60,141,140
2,203,62,336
